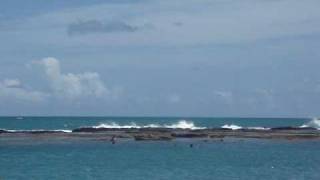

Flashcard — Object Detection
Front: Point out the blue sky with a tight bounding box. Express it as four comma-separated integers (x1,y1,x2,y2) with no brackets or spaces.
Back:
0,0,320,117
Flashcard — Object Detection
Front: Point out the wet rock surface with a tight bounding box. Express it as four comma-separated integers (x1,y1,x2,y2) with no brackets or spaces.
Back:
1,127,320,141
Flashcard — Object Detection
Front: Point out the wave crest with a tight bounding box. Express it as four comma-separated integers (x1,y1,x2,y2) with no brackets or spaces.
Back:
221,124,270,130
301,118,320,130
221,124,242,130
93,120,205,130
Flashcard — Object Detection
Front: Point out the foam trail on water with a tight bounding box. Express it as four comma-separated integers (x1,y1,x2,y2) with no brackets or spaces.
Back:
93,120,205,130
300,118,320,130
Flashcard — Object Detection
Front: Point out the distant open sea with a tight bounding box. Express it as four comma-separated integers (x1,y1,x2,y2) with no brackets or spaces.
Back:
0,117,320,180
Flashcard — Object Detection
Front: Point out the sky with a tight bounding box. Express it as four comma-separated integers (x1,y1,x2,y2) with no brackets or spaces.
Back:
0,0,320,117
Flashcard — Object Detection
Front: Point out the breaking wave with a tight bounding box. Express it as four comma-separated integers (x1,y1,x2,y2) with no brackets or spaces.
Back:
221,124,270,130
300,118,320,130
4,119,319,132
221,124,242,130
93,120,205,130
247,127,271,130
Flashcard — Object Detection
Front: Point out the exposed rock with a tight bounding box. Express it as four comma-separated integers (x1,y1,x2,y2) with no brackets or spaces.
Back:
72,127,119,133
1,127,320,141
28,130,66,134
271,127,317,130
0,129,7,133
134,134,173,141
171,133,208,138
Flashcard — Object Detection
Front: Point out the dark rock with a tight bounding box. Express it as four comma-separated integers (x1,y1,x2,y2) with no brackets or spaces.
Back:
29,130,64,134
134,134,173,141
2,126,320,141
271,127,317,130
72,127,110,133
73,127,143,133
172,133,208,138
0,129,7,133
209,135,225,138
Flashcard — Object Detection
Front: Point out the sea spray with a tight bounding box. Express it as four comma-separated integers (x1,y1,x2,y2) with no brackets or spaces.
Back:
221,124,270,130
93,120,205,130
300,118,320,130
2,119,318,132
221,124,242,130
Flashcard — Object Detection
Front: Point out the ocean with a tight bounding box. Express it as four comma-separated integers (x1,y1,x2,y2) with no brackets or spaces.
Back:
0,117,320,180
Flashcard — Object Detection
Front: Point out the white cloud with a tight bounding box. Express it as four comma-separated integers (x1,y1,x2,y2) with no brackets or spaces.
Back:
0,79,48,102
0,57,113,104
39,57,109,99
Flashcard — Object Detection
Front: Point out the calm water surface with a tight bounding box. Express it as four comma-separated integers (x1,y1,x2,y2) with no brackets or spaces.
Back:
0,117,319,180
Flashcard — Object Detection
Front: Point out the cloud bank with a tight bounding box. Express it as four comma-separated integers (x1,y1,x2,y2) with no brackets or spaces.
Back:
0,79,48,102
39,57,109,99
0,57,110,103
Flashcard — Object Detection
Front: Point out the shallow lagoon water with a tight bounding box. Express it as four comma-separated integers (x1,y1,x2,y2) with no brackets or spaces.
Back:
1,138,320,180
0,117,319,180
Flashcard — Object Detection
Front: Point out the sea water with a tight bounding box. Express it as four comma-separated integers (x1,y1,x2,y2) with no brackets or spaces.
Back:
0,117,320,180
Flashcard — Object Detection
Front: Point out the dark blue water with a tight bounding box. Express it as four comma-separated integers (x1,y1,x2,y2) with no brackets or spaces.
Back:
0,117,319,180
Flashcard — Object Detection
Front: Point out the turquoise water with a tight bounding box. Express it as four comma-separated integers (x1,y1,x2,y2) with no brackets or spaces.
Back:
0,117,311,130
1,117,320,180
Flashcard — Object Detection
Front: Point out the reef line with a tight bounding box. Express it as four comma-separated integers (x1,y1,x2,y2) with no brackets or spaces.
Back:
1,127,320,141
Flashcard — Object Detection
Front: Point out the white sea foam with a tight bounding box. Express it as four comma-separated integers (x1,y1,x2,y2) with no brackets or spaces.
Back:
300,118,320,130
247,127,270,130
54,129,72,133
221,124,270,130
221,124,242,130
163,120,205,129
93,122,141,129
93,120,205,130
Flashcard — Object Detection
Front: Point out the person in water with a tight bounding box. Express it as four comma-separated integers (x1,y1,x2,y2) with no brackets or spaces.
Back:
111,136,116,144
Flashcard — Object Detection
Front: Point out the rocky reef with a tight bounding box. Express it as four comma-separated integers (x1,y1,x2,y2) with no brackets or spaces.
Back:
1,126,320,141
